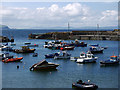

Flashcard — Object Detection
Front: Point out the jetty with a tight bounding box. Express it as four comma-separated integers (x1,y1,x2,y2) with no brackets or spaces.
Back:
28,29,120,41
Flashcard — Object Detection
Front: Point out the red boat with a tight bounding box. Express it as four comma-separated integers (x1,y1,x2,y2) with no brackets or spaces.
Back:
2,57,23,63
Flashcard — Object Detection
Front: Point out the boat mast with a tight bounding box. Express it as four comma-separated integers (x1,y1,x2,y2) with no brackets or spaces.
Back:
97,24,99,40
68,22,70,40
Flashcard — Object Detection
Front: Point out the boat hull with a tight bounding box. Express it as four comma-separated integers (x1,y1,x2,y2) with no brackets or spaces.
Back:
32,65,59,71
100,61,119,65
2,57,23,63
72,83,98,89
14,49,35,53
76,58,96,63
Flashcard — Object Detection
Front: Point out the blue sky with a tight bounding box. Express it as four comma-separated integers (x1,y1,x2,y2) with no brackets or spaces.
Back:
1,2,118,29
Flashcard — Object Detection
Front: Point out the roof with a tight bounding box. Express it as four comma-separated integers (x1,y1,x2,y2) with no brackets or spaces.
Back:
36,60,48,66
110,56,117,57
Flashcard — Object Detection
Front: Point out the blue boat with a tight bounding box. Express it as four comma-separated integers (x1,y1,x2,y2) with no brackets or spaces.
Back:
89,46,104,54
100,55,119,65
45,52,60,58
89,44,107,49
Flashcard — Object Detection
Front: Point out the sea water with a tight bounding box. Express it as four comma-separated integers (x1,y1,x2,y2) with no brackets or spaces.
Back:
2,29,119,88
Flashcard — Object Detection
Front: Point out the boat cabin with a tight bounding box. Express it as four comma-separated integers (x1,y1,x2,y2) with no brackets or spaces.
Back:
80,52,95,59
110,56,117,60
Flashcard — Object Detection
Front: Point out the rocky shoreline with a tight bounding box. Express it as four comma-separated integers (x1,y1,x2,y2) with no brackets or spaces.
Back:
28,29,120,41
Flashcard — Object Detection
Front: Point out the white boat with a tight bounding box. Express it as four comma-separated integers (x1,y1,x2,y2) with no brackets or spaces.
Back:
76,51,98,63
54,51,71,59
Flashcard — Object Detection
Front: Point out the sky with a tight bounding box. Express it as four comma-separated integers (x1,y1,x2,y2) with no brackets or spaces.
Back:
0,2,119,29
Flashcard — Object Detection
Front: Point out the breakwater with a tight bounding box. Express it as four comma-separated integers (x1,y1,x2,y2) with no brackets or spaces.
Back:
28,29,120,41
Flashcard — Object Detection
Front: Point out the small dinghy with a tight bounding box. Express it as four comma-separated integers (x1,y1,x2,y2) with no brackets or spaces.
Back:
29,60,59,71
2,57,23,63
54,51,71,59
100,55,119,66
45,52,60,58
24,42,31,45
72,80,98,89
76,51,98,63
33,53,38,57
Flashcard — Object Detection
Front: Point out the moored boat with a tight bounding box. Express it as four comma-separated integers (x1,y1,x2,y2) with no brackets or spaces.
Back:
60,46,75,50
14,46,35,53
54,51,71,59
24,42,31,45
76,51,98,63
89,46,104,54
89,44,107,49
74,39,87,47
72,80,98,89
45,52,60,58
33,53,38,57
2,57,23,63
100,55,119,66
29,60,59,71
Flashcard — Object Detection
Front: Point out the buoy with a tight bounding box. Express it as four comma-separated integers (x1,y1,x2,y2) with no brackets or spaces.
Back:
17,65,19,69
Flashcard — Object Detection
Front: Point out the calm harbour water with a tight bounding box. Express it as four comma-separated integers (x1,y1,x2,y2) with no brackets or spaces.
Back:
1,29,119,88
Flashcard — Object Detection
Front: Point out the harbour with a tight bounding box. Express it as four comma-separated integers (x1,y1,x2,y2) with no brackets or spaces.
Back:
1,29,119,88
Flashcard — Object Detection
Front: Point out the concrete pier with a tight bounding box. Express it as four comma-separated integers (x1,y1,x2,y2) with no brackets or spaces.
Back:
28,29,120,41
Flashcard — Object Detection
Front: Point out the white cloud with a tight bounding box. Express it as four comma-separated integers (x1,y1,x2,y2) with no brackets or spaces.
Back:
0,3,118,29
100,10,118,21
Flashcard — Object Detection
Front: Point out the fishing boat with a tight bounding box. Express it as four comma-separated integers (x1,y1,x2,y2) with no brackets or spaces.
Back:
29,60,59,71
14,46,35,53
100,55,119,65
76,51,98,63
54,51,71,59
72,80,98,89
89,46,104,54
45,52,60,58
2,57,23,63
